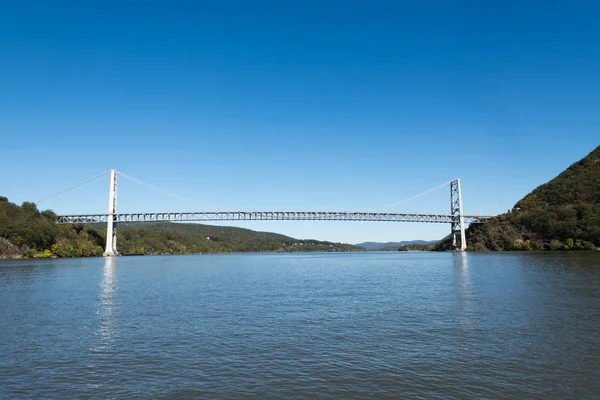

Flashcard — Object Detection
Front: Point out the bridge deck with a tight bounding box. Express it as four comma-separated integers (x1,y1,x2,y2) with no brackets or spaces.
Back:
57,211,492,224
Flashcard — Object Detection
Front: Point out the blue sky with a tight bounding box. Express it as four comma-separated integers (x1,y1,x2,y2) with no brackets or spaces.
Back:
1,1,599,243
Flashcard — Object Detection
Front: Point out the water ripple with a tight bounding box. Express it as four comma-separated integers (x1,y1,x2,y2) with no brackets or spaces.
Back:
1,252,600,398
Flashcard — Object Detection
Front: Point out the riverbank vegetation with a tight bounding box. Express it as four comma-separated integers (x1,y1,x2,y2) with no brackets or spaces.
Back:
0,197,104,258
398,243,436,251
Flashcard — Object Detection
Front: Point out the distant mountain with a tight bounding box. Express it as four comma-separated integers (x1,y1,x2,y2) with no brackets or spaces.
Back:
356,240,437,251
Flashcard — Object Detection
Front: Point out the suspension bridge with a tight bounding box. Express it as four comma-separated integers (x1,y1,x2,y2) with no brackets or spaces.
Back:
45,170,493,256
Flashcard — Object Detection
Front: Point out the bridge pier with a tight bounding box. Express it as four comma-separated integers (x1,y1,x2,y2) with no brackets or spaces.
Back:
103,169,119,257
450,178,467,251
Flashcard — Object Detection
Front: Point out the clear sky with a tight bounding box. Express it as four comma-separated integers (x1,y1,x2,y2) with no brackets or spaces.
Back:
1,1,599,243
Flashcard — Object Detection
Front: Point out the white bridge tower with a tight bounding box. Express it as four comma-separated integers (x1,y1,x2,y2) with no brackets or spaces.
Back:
450,178,467,251
103,169,119,256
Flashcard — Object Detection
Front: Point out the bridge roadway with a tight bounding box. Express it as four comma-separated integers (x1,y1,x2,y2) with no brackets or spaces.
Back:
56,211,491,224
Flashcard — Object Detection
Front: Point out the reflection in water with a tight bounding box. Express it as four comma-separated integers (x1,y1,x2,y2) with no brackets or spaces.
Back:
453,252,476,331
96,257,118,351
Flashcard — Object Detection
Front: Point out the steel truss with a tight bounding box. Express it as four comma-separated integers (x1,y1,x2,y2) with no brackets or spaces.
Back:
57,211,491,225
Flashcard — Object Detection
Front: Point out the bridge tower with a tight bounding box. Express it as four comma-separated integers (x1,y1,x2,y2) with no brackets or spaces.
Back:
103,169,119,256
450,178,467,251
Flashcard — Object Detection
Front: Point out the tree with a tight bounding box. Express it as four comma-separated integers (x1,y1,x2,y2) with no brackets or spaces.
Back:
564,238,575,250
21,202,39,214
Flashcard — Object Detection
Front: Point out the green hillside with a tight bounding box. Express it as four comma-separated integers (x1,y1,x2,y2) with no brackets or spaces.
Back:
104,222,360,255
0,197,360,258
457,145,600,251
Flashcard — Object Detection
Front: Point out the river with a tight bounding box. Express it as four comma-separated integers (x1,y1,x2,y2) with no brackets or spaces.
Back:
1,252,599,398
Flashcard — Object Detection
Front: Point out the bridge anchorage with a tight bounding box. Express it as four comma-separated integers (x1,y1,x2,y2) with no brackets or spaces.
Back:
56,170,491,255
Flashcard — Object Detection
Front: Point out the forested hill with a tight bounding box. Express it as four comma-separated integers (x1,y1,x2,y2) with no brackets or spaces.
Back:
0,197,361,258
457,145,600,251
107,223,361,255
357,240,437,251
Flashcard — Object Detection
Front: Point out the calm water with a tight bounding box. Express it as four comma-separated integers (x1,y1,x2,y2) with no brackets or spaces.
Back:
1,252,600,399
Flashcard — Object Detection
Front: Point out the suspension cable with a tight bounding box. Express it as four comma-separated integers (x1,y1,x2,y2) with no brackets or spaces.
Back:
380,180,451,209
116,170,221,208
36,170,111,204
